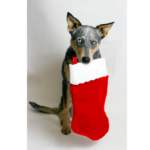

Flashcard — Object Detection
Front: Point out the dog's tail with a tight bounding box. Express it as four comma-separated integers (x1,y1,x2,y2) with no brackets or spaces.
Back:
29,102,61,115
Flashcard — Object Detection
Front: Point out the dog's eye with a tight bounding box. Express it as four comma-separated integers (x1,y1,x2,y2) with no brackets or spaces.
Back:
92,41,97,45
77,39,82,43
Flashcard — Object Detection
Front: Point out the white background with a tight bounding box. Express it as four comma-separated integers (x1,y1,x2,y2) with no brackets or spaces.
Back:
2,1,150,150
27,0,127,150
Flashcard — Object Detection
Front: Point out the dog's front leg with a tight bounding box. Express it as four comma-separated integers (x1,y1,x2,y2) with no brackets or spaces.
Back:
59,80,71,134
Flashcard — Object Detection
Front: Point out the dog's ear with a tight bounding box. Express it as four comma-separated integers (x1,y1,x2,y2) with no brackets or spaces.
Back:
96,22,114,39
67,12,82,34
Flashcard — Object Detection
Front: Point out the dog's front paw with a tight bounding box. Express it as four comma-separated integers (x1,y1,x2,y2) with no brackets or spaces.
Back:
61,125,71,135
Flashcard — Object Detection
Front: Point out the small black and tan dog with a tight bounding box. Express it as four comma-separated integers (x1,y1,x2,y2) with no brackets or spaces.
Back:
29,12,114,135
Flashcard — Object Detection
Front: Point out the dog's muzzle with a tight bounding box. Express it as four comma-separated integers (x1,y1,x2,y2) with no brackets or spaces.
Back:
82,57,90,64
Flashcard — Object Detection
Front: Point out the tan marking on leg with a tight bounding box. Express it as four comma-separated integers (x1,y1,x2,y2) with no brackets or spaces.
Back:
64,64,70,81
59,108,71,134
59,87,71,134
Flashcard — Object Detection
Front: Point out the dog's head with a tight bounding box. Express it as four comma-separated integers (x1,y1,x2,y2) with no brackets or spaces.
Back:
67,12,114,64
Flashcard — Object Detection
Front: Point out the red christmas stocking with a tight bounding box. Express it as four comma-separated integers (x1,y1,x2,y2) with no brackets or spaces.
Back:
69,57,109,141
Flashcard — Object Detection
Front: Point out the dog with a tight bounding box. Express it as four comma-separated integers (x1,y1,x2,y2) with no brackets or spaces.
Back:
29,12,114,135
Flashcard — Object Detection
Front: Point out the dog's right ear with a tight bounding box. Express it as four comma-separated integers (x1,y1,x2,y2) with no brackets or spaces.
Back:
67,12,82,34
96,22,114,39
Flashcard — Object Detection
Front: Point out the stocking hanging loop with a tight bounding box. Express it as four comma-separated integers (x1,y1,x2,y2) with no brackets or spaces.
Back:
72,57,77,65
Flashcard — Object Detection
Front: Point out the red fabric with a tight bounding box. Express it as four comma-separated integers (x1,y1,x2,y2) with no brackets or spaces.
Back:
70,64,109,140
72,57,78,65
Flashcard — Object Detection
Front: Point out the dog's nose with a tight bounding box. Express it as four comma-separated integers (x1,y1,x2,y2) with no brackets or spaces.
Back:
82,57,90,64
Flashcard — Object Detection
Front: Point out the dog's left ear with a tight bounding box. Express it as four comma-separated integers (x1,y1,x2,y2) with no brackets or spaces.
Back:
96,22,114,39
67,12,82,34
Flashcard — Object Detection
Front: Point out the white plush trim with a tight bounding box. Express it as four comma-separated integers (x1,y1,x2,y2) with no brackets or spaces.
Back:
69,58,108,85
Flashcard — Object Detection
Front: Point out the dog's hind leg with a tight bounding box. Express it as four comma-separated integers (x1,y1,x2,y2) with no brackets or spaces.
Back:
29,102,61,114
